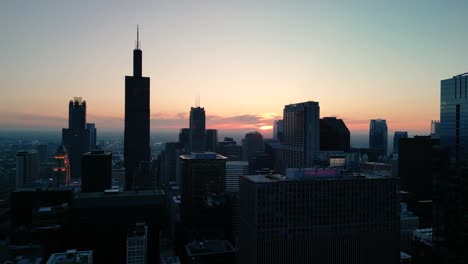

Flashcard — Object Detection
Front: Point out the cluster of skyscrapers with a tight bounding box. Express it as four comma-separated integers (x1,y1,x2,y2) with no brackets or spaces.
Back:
8,31,467,264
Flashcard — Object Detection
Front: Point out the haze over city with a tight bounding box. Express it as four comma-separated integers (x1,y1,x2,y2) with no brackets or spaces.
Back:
2,0,468,135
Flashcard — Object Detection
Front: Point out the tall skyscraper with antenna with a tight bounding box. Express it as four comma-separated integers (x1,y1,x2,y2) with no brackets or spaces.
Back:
124,26,151,191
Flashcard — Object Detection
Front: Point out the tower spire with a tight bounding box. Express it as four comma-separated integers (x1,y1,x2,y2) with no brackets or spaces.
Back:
136,24,140,50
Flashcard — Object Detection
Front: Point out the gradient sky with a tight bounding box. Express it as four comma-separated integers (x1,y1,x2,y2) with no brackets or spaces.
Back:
2,0,468,137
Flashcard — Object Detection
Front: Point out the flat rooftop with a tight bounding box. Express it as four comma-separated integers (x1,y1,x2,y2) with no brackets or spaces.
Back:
75,190,165,208
46,249,93,264
243,171,393,183
185,240,235,257
180,152,227,160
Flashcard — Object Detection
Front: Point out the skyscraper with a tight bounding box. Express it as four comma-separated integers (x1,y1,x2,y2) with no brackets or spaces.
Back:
319,117,350,151
283,101,320,170
205,129,218,152
273,120,284,142
431,120,440,137
242,131,264,161
127,222,148,264
124,27,151,191
189,107,206,152
86,123,97,149
53,144,70,186
239,171,400,264
179,128,190,150
369,119,388,157
440,73,468,161
62,97,90,179
81,150,112,193
393,131,408,154
16,150,39,188
226,161,249,192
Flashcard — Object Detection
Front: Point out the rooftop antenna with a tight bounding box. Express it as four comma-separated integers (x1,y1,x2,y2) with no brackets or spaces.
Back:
136,24,140,49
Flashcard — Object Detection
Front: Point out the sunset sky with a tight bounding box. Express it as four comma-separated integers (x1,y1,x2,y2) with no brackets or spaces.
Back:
2,0,468,137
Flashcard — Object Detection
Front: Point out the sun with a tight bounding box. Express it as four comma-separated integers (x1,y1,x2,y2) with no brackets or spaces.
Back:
259,125,273,130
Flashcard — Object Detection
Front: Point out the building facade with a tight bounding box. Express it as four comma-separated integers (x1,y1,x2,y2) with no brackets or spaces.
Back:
206,129,218,152
189,107,206,152
283,101,320,170
369,119,388,157
393,131,408,154
242,131,264,162
81,150,112,193
319,117,350,151
16,150,39,188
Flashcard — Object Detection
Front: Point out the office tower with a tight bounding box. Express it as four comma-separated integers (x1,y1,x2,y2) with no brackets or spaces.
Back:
239,171,400,264
124,27,151,191
226,161,248,192
62,97,90,179
16,150,39,188
159,142,185,186
432,146,467,264
393,131,408,154
189,107,206,152
179,128,190,150
127,222,148,264
369,119,388,157
179,153,227,238
81,150,112,193
398,136,439,210
440,73,468,161
35,144,48,163
206,129,218,152
319,117,350,151
242,131,264,161
218,138,242,161
46,250,93,264
86,123,97,149
53,144,70,186
283,101,320,169
264,139,284,173
273,120,284,142
431,120,440,137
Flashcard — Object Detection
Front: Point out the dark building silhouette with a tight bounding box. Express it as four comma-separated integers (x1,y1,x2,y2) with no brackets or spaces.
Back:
283,101,320,170
239,172,399,264
179,128,190,150
184,240,235,264
62,97,90,179
159,142,185,186
242,131,264,161
205,129,218,152
432,146,467,264
86,123,97,150
273,120,284,142
124,28,150,191
179,153,228,240
16,150,39,188
218,138,242,161
398,136,439,211
82,150,112,193
393,131,408,154
369,119,388,157
319,117,350,151
53,144,70,186
440,73,468,161
189,107,206,152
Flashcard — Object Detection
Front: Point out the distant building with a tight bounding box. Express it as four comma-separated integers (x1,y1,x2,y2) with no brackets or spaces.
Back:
239,171,399,264
242,131,264,161
272,120,284,142
127,222,148,264
218,138,242,161
369,119,388,157
440,73,468,161
431,120,440,137
16,150,39,188
189,107,206,152
86,123,97,150
62,97,90,179
205,129,218,152
53,145,70,186
264,139,284,173
283,101,320,170
184,240,235,264
319,117,350,151
393,131,408,154
46,249,93,264
81,150,112,193
179,128,190,150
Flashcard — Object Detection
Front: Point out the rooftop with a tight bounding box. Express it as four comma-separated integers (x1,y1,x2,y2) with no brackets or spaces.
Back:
185,240,235,257
180,152,227,160
46,249,93,264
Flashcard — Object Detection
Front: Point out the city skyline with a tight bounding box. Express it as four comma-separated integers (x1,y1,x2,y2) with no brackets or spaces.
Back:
2,1,468,136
